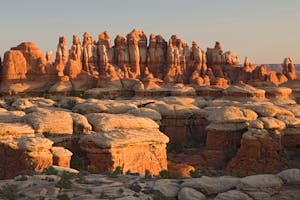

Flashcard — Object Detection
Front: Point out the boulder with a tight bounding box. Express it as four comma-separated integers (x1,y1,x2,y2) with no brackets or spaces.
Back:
223,84,265,100
227,117,288,175
127,107,162,122
180,176,240,195
203,106,257,167
85,113,159,132
72,99,137,115
0,123,35,140
215,190,253,200
153,179,180,198
0,136,53,179
263,87,292,98
277,116,300,148
11,98,35,110
206,106,257,123
79,129,169,175
237,174,283,198
18,137,53,152
70,113,92,134
0,110,26,123
23,110,73,134
178,187,206,200
244,102,294,117
277,168,300,185
51,146,73,168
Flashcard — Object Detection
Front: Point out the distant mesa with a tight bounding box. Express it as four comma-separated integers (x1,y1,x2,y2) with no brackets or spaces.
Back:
0,29,297,94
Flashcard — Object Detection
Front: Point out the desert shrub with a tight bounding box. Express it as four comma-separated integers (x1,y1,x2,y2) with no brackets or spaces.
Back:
55,172,74,189
57,194,70,200
144,169,152,179
189,169,203,178
43,166,58,175
129,183,142,193
111,166,123,175
157,170,179,179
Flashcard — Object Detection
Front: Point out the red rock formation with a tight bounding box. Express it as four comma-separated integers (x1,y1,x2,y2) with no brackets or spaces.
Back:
79,129,169,175
68,35,83,78
147,33,167,79
54,37,68,77
282,57,296,81
82,32,98,76
0,137,53,179
126,29,146,79
1,50,27,81
227,117,290,175
0,30,297,94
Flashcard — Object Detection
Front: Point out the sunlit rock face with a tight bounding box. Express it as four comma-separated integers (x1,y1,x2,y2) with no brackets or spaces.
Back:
79,113,168,175
0,30,297,94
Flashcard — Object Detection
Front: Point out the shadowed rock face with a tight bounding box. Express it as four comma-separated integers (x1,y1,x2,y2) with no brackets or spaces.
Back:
0,29,296,94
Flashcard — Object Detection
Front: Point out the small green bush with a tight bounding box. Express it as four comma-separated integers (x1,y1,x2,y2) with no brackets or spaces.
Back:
43,166,58,175
55,172,74,189
57,193,70,200
144,169,152,179
129,183,141,193
111,166,123,175
189,169,203,178
157,170,179,179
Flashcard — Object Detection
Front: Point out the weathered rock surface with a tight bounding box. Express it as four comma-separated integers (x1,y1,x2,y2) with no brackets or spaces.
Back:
51,146,73,167
0,109,25,123
178,187,207,200
153,179,180,198
237,174,283,199
181,176,240,195
23,110,73,134
79,129,169,175
0,123,35,140
70,113,92,134
277,169,300,185
215,190,253,200
85,113,158,132
227,117,291,175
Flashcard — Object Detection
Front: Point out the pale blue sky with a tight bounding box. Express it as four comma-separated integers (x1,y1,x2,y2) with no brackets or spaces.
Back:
0,0,299,63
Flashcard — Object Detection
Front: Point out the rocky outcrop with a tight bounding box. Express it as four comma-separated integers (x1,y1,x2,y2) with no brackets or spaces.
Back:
223,83,265,100
23,110,73,135
0,30,297,94
0,137,53,179
51,146,73,168
282,57,297,81
79,129,169,175
0,123,35,141
203,106,257,168
85,113,158,132
227,117,290,175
